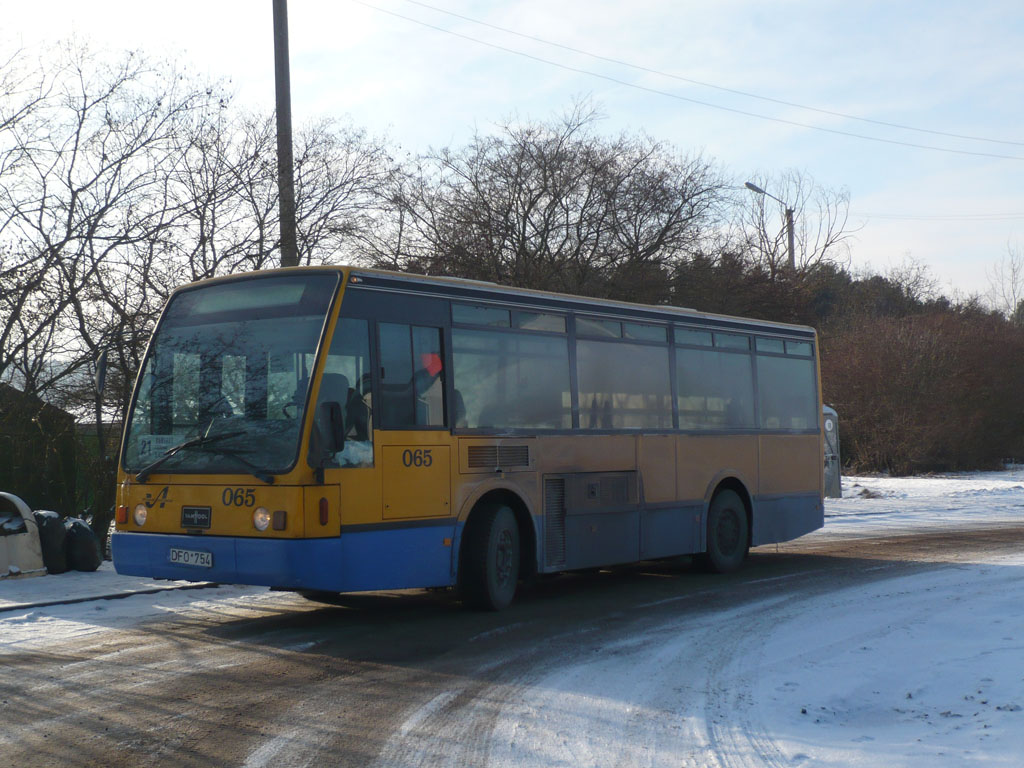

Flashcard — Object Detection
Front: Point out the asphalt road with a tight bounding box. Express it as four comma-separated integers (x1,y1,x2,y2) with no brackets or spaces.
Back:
3,525,1023,768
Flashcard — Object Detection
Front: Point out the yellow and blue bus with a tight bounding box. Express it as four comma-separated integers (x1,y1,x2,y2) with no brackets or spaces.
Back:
112,267,823,609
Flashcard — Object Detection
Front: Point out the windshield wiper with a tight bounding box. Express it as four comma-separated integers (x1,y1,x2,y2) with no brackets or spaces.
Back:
187,444,276,485
135,430,246,483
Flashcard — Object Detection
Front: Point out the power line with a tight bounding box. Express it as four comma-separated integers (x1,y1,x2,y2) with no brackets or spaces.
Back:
351,0,1024,162
399,0,1024,149
853,211,1024,222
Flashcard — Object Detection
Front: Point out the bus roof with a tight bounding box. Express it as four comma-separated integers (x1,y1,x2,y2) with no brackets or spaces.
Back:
171,265,816,337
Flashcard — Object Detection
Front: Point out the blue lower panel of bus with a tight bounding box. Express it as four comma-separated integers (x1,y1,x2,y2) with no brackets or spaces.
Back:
751,493,823,546
111,527,456,592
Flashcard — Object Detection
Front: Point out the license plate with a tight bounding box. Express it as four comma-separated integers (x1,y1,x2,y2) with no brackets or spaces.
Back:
181,506,211,529
169,547,213,568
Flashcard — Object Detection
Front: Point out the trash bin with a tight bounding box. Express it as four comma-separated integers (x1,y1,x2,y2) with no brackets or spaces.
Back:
0,492,46,578
823,405,841,499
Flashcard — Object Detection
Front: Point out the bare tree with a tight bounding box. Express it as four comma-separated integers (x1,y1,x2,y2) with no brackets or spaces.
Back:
1,43,218,384
163,111,392,283
740,169,855,281
0,49,67,391
0,42,228,531
293,118,393,266
986,241,1024,324
378,101,728,302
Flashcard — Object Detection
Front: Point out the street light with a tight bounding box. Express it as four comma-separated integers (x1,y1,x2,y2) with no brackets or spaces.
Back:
745,181,796,271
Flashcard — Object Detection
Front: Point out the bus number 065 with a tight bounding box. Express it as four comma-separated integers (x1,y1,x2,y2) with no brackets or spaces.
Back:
222,487,256,507
402,449,433,468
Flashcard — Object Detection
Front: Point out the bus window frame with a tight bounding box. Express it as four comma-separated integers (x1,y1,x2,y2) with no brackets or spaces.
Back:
344,279,820,440
119,270,342,477
374,321,452,432
450,307,573,433
752,334,821,432
571,314,672,432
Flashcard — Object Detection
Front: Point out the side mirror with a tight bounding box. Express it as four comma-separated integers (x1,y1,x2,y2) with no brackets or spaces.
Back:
310,401,345,484
318,401,346,454
95,350,108,397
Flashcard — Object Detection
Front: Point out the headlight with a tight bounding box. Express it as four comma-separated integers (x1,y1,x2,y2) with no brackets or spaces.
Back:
253,507,271,531
133,504,148,526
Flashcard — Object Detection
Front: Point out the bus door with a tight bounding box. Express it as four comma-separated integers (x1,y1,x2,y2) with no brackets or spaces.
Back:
377,321,452,521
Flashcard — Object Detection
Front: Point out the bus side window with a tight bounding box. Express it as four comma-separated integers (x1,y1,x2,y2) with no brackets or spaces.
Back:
756,354,818,430
379,323,446,429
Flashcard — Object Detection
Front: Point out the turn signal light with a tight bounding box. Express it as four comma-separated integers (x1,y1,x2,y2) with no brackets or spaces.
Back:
116,506,128,524
272,510,287,531
319,497,328,526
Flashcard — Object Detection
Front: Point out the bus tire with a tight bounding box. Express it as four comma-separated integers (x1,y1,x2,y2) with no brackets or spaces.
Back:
699,489,749,574
460,504,520,611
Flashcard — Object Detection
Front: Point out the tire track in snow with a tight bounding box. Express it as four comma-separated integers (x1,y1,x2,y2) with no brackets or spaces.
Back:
697,562,979,767
372,560,934,768
373,595,794,767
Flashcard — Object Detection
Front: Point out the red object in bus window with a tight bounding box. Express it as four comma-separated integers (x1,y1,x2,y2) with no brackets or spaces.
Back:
420,352,443,377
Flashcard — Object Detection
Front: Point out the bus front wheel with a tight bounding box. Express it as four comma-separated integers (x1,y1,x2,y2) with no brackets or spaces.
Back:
699,489,749,573
460,504,520,611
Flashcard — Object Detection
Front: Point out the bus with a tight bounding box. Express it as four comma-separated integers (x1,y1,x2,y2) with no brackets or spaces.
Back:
112,266,824,610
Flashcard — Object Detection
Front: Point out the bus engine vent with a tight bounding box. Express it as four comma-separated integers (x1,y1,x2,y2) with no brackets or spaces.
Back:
544,477,567,568
467,445,530,469
467,446,498,468
499,445,530,467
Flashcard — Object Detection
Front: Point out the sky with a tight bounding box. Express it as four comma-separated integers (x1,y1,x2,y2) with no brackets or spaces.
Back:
5,0,1024,300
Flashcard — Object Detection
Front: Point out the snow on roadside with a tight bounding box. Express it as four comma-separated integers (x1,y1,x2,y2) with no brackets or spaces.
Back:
471,554,1024,768
751,554,1024,767
818,466,1024,538
0,560,196,610
0,561,275,652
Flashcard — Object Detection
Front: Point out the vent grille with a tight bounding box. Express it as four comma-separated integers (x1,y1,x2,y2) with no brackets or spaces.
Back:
467,445,530,469
467,445,498,468
500,445,530,466
544,478,566,568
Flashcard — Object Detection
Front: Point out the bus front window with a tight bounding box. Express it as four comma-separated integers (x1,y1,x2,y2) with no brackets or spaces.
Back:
123,274,339,477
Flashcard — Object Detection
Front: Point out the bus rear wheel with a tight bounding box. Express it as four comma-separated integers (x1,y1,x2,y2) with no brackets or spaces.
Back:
699,489,749,573
460,504,520,611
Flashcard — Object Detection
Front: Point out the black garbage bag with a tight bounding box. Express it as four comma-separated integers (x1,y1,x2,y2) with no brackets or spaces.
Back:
33,510,68,574
64,517,103,572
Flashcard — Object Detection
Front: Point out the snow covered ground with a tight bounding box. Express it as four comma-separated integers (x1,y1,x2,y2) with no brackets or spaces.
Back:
823,468,1024,537
3,468,1024,766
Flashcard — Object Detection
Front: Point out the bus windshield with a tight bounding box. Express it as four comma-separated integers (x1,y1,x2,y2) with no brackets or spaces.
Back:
122,273,339,476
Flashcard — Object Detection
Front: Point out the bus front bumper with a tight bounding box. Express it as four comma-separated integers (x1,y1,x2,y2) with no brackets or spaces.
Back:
111,529,456,592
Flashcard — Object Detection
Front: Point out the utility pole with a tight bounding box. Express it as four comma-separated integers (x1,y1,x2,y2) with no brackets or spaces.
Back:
784,205,796,271
273,0,299,268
